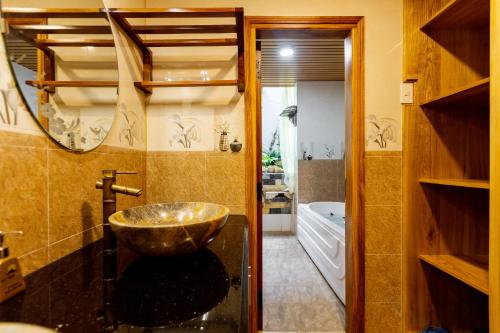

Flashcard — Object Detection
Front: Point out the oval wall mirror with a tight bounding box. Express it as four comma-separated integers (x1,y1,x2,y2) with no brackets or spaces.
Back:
0,1,118,152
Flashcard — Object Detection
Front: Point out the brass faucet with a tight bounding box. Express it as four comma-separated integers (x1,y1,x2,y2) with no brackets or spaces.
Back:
96,170,142,276
96,170,142,252
96,170,141,331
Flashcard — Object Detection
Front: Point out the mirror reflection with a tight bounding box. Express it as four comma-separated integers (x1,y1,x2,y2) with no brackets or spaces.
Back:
0,2,118,151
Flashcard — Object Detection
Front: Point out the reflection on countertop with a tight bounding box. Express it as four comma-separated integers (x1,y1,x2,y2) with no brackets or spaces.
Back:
0,215,248,333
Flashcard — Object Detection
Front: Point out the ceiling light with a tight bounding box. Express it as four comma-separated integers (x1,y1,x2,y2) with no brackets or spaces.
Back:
279,47,294,57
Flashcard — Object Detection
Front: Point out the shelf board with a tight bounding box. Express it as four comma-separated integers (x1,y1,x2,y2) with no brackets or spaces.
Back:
143,38,237,47
35,39,114,48
420,0,490,30
130,24,237,35
109,8,242,18
420,78,489,107
9,24,111,35
419,178,490,189
1,7,107,18
419,255,489,295
26,80,118,88
135,80,238,89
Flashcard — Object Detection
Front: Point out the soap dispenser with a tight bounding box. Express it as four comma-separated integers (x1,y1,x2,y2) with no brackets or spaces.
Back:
0,231,26,302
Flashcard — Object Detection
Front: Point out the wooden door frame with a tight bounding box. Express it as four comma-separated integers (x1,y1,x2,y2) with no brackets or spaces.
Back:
244,16,365,333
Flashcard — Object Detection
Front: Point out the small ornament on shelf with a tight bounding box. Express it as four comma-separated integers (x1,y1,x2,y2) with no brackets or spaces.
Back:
215,118,231,152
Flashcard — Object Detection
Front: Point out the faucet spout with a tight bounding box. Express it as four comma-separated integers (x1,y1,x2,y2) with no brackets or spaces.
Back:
111,184,142,197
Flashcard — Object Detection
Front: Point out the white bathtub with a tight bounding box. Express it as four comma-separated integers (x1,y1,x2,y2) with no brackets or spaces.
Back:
297,201,345,304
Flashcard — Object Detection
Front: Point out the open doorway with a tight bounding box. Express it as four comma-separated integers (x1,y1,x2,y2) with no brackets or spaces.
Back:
260,31,346,332
245,17,365,333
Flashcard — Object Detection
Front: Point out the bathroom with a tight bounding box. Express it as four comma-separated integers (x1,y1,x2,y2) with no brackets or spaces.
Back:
1,0,497,333
260,36,347,330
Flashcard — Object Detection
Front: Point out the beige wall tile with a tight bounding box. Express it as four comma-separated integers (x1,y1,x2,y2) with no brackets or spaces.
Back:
0,132,146,274
365,205,402,254
365,254,401,303
18,248,48,276
0,146,48,256
206,154,246,206
298,160,344,203
365,302,402,333
146,151,246,210
146,152,206,203
365,156,402,205
0,131,47,148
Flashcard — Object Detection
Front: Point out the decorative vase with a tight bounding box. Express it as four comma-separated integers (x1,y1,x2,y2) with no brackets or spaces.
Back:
219,132,229,151
230,137,242,152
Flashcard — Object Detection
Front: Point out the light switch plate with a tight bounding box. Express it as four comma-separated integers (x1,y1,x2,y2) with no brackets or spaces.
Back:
400,82,414,104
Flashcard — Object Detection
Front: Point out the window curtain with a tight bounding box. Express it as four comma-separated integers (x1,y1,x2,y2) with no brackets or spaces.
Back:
279,85,297,193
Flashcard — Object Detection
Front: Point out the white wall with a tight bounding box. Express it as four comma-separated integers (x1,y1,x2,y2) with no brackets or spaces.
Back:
261,87,289,150
297,81,344,160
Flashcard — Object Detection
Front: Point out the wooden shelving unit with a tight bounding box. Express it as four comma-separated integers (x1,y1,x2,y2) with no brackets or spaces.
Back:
109,7,245,94
420,0,490,30
3,7,246,94
404,0,494,331
419,255,489,294
421,78,490,107
419,178,490,189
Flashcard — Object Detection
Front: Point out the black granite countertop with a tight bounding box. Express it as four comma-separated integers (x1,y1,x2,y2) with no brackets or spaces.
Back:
0,215,248,333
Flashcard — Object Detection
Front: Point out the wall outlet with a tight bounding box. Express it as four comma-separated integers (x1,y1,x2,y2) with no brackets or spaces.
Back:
400,82,414,104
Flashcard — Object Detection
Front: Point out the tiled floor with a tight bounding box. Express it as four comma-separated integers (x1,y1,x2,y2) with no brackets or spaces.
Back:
263,234,345,332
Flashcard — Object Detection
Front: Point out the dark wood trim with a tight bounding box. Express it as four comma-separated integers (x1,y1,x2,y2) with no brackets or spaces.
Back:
236,8,245,92
130,24,237,34
245,16,365,333
8,24,112,34
1,7,106,18
108,7,241,18
142,38,238,47
109,13,152,95
135,80,239,88
35,38,114,48
26,80,118,88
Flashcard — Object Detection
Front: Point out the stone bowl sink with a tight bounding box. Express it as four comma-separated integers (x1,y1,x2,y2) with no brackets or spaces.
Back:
108,202,230,256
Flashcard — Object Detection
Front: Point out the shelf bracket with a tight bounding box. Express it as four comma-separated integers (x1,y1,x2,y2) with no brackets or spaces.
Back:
109,12,152,95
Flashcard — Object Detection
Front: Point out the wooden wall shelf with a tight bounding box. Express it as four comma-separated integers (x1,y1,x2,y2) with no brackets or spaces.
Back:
420,0,490,31
107,8,241,18
1,8,107,18
419,178,490,189
421,78,490,107
26,80,118,89
404,0,494,330
9,24,112,35
35,39,114,48
419,255,489,295
134,80,238,93
130,25,237,34
4,7,246,93
143,38,238,47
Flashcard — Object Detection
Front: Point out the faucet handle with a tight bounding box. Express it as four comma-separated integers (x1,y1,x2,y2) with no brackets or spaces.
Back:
116,171,137,175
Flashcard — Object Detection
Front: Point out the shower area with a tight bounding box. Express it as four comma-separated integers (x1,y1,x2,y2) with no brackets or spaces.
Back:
260,34,346,331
